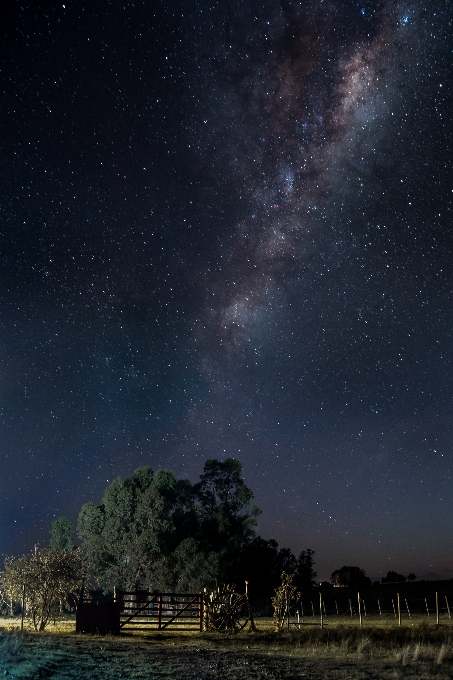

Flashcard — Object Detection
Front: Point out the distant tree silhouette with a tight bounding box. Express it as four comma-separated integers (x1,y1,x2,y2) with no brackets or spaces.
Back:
381,570,407,584
330,566,371,588
407,572,416,582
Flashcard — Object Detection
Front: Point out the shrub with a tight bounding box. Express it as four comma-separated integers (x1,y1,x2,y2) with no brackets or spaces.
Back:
2,547,83,631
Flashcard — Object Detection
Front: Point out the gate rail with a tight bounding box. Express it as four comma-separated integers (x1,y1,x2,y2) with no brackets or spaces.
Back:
116,590,203,631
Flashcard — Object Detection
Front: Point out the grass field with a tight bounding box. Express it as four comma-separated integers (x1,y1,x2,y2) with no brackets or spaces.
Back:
2,616,453,679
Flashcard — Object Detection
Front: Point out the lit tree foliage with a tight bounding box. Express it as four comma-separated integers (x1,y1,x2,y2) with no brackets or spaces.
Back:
49,516,75,552
272,572,301,631
77,467,199,590
77,459,262,592
152,537,219,593
3,547,82,631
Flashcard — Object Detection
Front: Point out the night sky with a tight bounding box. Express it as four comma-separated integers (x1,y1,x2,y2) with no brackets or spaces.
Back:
1,0,452,582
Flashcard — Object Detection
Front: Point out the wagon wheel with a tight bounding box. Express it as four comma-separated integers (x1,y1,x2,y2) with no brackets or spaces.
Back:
205,585,249,633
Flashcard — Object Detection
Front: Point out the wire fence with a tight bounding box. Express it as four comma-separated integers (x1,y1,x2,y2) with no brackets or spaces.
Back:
250,591,453,626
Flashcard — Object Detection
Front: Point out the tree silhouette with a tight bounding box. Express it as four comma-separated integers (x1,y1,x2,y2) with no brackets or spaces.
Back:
297,549,317,589
330,566,371,587
381,570,407,584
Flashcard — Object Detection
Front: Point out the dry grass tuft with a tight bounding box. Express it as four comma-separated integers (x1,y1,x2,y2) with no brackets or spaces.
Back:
436,642,449,665
217,621,453,667
0,629,25,664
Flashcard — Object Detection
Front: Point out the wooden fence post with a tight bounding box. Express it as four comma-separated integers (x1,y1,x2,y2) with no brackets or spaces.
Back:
436,592,439,625
199,593,204,632
158,593,163,630
114,586,122,612
245,581,256,631
335,600,338,616
21,584,25,631
349,599,353,617
392,598,396,618
445,596,451,620
378,599,382,617
397,593,401,626
320,592,323,629
405,598,411,618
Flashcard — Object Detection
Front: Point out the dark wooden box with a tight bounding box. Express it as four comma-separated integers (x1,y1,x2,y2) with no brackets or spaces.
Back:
76,602,121,635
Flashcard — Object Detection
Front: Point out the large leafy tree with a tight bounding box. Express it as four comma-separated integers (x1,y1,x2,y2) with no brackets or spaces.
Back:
235,537,298,596
77,467,198,591
275,547,297,577
194,458,261,579
152,538,219,593
77,458,268,593
50,516,75,552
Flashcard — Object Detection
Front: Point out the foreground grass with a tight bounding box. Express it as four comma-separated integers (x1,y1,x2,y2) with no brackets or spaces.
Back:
2,618,453,679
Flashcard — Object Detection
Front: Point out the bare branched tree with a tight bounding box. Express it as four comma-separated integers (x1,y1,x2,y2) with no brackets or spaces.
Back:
272,571,300,631
3,547,83,631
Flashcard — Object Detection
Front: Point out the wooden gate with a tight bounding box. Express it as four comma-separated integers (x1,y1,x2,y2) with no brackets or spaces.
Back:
116,590,203,631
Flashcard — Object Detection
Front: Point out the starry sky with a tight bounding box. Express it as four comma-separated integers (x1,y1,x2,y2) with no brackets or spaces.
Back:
1,0,452,582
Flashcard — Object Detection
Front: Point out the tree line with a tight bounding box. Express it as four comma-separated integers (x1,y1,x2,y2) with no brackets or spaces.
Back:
1,458,316,621
1,457,418,630
329,566,416,588
74,457,316,595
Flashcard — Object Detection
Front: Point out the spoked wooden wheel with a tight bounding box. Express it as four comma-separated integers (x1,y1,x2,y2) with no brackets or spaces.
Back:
205,585,249,633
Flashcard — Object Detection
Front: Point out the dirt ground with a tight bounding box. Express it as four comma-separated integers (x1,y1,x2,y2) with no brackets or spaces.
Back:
2,622,453,679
